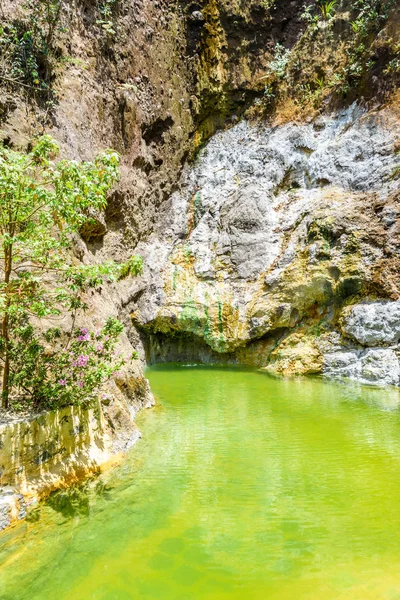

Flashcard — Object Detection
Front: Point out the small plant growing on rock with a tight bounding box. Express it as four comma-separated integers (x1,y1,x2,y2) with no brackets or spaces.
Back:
96,0,118,36
0,136,142,410
300,4,320,28
264,84,275,99
260,0,276,13
300,1,336,31
335,0,396,95
268,43,291,79
0,0,63,93
317,0,337,21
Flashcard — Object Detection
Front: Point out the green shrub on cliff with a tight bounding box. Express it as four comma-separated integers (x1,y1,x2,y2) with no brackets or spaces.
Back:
97,0,118,36
0,0,61,91
317,0,337,20
0,136,142,411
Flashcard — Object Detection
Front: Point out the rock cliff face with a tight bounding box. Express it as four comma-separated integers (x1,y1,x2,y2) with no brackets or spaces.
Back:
1,0,400,527
134,103,400,387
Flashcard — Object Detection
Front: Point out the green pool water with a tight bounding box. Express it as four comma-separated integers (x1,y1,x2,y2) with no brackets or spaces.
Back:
2,366,400,599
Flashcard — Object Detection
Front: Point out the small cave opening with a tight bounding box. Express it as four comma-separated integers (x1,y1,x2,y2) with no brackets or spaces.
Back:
141,331,237,366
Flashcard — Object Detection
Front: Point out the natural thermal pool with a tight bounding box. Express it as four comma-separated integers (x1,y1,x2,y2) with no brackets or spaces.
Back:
1,366,400,599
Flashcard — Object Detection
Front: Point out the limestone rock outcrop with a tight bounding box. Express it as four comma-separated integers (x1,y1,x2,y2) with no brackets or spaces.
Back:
133,103,400,387
341,301,400,347
324,348,400,388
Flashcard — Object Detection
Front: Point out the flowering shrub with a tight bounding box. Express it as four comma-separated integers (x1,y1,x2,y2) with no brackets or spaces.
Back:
0,135,143,410
7,317,132,410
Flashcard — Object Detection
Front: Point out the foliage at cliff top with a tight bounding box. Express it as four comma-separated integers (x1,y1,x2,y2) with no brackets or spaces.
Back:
253,0,400,121
0,135,142,411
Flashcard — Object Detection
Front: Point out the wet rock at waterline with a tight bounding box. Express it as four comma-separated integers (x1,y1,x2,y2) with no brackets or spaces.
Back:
324,348,400,388
0,388,152,530
0,491,26,531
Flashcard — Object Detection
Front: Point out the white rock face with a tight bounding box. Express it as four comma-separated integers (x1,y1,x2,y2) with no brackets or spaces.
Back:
323,350,362,380
342,301,400,346
324,348,400,387
324,301,400,387
155,103,399,282
360,349,400,386
135,104,400,386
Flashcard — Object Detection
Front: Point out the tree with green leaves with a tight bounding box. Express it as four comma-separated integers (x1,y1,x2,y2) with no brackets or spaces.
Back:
0,135,142,410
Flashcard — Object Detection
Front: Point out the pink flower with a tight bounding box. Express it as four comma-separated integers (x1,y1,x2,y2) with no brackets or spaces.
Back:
58,379,67,386
77,333,90,342
96,343,104,352
80,328,88,335
77,355,89,367
77,381,85,388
